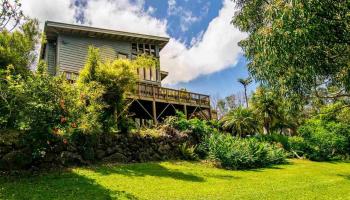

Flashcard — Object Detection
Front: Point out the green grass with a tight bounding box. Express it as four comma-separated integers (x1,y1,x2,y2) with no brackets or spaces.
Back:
1,159,350,200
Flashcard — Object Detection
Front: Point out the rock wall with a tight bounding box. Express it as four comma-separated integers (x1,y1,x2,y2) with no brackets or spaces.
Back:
0,127,189,171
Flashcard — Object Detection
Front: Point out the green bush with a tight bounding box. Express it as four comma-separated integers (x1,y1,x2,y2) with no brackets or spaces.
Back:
287,136,308,158
207,133,286,170
256,133,290,150
165,111,215,141
298,119,349,161
179,142,199,161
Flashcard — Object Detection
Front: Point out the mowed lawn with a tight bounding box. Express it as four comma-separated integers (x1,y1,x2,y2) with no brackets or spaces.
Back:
1,159,350,200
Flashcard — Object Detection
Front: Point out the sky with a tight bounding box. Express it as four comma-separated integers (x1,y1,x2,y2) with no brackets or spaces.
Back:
21,0,255,98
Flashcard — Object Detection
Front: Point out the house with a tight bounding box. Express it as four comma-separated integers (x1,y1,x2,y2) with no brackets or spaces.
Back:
40,21,212,124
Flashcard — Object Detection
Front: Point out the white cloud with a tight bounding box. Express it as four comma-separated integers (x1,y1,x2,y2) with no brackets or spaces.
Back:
21,0,245,84
21,0,75,26
161,0,247,84
167,0,200,32
82,0,168,37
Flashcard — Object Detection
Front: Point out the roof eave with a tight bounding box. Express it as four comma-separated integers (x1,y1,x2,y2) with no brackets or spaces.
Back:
44,21,170,50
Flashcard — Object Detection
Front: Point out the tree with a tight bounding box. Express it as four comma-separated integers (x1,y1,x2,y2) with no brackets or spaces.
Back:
78,46,157,133
220,106,259,137
0,19,39,76
238,77,252,107
232,0,350,104
0,0,25,31
250,87,282,134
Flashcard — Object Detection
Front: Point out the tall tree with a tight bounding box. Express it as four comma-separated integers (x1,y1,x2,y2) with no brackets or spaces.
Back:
238,77,252,107
232,0,350,104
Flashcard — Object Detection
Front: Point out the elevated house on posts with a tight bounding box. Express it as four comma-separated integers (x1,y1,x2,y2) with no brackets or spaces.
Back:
40,21,212,125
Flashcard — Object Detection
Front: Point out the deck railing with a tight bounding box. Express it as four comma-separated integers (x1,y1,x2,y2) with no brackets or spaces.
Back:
129,82,210,107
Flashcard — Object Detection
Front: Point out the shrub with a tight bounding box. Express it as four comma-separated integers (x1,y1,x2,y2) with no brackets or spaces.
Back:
165,111,215,142
256,133,290,150
179,142,198,161
288,136,308,158
298,119,349,161
220,107,259,137
208,133,286,170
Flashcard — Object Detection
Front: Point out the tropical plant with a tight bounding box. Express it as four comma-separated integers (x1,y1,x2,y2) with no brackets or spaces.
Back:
237,77,252,107
250,87,283,134
77,46,157,133
179,142,199,161
220,106,259,137
207,133,286,169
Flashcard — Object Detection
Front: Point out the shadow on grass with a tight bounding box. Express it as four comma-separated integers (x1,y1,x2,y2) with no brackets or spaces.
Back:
205,174,241,180
91,162,205,182
0,171,138,200
338,174,350,181
237,161,294,173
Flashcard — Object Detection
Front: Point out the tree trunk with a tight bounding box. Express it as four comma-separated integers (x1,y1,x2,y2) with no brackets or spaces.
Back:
244,87,249,108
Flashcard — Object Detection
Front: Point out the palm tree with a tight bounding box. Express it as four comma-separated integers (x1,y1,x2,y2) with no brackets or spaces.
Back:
220,106,259,137
250,87,282,134
238,77,252,108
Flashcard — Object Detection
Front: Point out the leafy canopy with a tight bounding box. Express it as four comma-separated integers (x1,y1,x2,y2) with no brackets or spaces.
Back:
220,106,259,137
0,19,39,76
78,46,158,132
232,0,350,100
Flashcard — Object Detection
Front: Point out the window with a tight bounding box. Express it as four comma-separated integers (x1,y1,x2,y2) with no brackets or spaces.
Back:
132,43,157,57
145,44,150,55
150,45,156,56
138,43,144,53
63,71,79,83
132,43,137,53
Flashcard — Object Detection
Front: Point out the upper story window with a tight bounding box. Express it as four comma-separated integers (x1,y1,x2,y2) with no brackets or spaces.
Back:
132,43,157,57
62,71,79,83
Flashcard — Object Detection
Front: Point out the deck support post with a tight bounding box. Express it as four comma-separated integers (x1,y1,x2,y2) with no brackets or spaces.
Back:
152,100,157,125
184,104,187,119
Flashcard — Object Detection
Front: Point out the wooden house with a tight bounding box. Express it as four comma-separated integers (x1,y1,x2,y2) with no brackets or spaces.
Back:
40,21,212,124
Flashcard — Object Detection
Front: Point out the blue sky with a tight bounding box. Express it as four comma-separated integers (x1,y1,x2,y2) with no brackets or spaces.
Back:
23,0,255,98
141,0,253,98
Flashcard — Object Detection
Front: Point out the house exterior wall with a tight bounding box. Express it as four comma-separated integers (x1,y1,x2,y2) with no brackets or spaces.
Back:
48,34,161,85
46,41,57,76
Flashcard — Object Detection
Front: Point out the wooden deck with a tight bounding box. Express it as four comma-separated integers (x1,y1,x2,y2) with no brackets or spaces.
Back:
127,82,210,108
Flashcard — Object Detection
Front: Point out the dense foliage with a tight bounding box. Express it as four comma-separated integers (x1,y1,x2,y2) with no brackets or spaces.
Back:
77,47,157,133
207,133,286,169
220,106,259,137
256,104,350,161
232,0,350,101
0,19,38,76
297,104,350,161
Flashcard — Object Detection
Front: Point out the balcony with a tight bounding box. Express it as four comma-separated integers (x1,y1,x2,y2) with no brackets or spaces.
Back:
128,82,210,108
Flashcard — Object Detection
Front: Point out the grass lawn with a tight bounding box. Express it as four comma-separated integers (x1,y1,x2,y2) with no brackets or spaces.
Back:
0,159,350,200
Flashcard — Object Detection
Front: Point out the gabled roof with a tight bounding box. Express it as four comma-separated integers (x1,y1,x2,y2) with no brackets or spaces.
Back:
44,21,170,50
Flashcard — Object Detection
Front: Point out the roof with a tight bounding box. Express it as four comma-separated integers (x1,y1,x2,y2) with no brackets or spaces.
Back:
44,21,170,50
